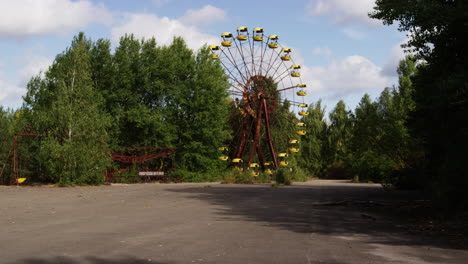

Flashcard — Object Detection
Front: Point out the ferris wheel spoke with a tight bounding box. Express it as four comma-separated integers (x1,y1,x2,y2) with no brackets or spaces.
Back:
263,50,283,77
271,57,293,85
258,38,269,76
277,85,300,92
248,36,257,76
233,38,253,80
272,66,291,83
219,61,246,92
222,48,248,82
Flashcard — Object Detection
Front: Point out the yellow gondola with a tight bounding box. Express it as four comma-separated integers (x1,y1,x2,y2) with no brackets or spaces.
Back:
291,64,301,77
268,43,279,49
237,35,248,41
299,111,309,116
289,148,300,153
250,163,260,168
209,45,220,59
297,90,307,96
251,171,259,177
291,72,301,77
218,147,228,151
219,156,229,161
237,26,248,41
232,158,243,163
253,27,263,41
297,122,306,127
209,45,220,51
299,103,308,107
296,130,307,136
278,153,288,158
265,169,273,175
289,139,298,144
297,83,307,88
280,161,288,166
264,161,272,166
222,41,232,47
281,48,291,61
222,32,233,47
268,35,279,48
17,178,26,184
221,32,233,38
269,35,279,40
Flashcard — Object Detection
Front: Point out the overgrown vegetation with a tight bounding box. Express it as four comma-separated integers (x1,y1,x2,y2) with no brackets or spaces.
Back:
1,33,232,185
0,1,466,209
371,0,467,208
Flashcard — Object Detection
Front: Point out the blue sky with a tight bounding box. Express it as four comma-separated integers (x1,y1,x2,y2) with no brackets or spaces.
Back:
0,0,407,113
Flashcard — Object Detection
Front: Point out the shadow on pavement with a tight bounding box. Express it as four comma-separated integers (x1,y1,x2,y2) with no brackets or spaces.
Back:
168,182,467,251
10,256,170,264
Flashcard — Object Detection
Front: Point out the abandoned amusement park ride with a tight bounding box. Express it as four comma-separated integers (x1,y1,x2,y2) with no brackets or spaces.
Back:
1,27,309,184
211,27,309,176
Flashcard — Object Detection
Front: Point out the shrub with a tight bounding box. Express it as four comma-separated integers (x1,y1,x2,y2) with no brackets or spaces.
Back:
275,168,292,185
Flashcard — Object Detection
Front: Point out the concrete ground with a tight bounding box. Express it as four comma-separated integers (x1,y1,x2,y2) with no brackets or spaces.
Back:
1,180,467,264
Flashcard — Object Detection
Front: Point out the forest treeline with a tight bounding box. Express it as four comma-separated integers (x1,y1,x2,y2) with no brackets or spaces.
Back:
1,34,232,184
0,1,466,207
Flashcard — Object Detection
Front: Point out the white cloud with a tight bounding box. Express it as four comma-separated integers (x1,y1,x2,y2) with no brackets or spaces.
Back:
307,0,380,27
0,67,25,108
111,13,219,50
303,55,391,99
312,47,332,56
381,40,407,77
180,5,226,26
0,0,113,38
0,56,52,109
18,56,52,86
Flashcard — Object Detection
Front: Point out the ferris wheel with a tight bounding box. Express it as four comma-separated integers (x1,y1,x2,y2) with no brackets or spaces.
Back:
211,27,309,175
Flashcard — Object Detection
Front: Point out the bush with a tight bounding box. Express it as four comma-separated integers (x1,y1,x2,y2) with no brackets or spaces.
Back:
290,167,309,182
168,169,222,182
256,171,272,183
275,168,292,185
222,169,253,184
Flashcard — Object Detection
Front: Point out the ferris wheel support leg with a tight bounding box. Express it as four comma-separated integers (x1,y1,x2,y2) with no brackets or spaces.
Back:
256,143,266,171
234,116,249,160
10,135,18,185
262,98,279,169
247,99,264,168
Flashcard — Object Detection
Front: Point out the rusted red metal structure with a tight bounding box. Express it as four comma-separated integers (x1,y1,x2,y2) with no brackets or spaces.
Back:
232,75,279,170
0,132,44,185
210,27,307,171
105,147,176,182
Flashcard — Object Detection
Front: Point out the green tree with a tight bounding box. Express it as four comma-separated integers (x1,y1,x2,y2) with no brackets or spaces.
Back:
165,39,231,174
297,100,327,177
0,107,15,184
349,94,391,182
23,33,111,185
371,0,468,206
325,100,353,178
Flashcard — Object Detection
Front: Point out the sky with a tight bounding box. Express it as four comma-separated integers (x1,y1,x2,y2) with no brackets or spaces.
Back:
0,0,407,113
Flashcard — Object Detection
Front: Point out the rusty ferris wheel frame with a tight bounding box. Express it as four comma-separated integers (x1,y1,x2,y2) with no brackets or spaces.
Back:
210,27,309,172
